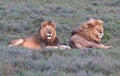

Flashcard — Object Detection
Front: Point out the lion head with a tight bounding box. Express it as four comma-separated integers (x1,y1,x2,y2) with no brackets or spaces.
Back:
38,21,59,46
71,19,104,43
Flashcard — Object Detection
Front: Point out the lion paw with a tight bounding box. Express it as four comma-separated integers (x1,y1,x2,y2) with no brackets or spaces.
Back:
105,46,112,49
59,45,71,50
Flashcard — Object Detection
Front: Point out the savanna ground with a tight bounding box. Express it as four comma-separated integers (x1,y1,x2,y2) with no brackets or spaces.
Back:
0,0,120,76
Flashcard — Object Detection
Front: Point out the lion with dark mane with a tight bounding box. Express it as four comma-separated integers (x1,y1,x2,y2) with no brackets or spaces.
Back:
69,18,112,49
8,21,70,50
8,21,59,50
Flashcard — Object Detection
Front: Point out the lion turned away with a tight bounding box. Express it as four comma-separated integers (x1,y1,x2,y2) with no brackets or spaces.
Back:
69,18,112,49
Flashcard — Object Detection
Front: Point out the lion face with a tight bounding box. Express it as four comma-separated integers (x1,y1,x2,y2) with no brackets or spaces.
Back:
87,19,104,39
93,24,104,38
44,25,55,39
39,21,57,40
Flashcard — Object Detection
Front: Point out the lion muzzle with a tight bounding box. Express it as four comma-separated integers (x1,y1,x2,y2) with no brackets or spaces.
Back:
46,33,52,39
98,33,103,38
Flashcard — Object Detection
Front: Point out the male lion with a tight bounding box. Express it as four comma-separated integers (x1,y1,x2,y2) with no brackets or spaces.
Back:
8,21,59,50
69,18,112,49
8,21,70,50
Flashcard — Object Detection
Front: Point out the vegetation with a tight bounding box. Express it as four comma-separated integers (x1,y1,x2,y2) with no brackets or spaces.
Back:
0,0,120,76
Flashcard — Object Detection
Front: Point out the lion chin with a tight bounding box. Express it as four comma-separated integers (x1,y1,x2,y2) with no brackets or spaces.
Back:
69,18,112,49
98,33,103,38
47,37,52,39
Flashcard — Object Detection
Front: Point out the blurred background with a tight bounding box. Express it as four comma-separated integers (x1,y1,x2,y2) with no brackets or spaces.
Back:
0,0,120,76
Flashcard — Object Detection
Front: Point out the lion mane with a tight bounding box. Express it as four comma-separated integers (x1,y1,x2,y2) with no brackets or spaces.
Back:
8,21,59,50
69,18,112,49
38,21,59,46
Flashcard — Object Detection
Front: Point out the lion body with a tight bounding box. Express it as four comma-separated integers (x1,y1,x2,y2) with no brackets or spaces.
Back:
69,19,112,49
8,21,59,50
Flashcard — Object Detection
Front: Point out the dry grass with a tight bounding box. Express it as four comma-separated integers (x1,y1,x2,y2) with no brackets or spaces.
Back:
0,0,120,76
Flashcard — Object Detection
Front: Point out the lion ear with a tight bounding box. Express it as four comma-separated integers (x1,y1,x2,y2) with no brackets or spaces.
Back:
87,23,94,28
41,22,47,27
51,23,56,28
87,18,95,28
41,24,45,27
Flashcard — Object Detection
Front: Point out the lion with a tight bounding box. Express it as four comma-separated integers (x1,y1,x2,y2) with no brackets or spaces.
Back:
69,18,112,49
8,21,59,50
8,21,70,50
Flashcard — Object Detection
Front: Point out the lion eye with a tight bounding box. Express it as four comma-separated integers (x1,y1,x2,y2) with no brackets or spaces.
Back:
96,28,102,33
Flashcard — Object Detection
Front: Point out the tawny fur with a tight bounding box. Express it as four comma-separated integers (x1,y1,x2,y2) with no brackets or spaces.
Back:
69,18,112,49
8,35,43,50
8,21,59,50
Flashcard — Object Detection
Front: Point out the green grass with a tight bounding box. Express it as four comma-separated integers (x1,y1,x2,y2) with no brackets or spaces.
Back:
0,0,120,76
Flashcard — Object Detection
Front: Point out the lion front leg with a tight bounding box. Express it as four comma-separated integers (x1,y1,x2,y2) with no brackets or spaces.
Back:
90,42,112,49
45,45,71,50
45,46,58,49
58,45,71,50
97,44,112,49
73,42,82,49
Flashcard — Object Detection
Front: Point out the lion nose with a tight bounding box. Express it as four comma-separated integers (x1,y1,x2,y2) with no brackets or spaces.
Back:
100,31,102,33
48,31,52,34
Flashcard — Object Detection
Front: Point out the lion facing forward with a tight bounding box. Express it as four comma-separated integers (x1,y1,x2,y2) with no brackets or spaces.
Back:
69,18,112,49
8,21,59,50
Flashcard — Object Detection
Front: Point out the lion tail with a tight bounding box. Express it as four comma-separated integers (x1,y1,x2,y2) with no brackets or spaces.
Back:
8,39,24,47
